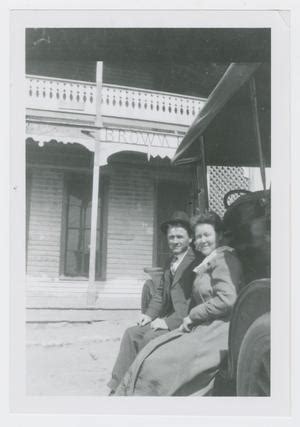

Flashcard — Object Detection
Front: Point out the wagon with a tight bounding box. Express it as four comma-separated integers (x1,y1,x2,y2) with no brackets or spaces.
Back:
172,62,271,396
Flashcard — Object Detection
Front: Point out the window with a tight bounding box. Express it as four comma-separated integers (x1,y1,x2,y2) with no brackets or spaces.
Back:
63,172,107,279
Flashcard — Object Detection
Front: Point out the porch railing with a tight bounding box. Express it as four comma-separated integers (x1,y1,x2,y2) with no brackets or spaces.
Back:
26,75,205,126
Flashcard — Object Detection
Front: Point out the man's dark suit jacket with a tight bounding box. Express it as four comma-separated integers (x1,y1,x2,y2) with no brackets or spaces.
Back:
108,247,200,391
145,247,198,330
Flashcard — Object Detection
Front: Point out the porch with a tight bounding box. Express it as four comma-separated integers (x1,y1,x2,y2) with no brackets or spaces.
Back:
25,66,203,310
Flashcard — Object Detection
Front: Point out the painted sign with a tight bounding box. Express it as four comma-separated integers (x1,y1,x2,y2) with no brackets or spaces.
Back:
99,127,182,150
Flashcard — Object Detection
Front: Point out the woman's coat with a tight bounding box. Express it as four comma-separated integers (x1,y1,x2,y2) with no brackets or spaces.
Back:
115,247,244,396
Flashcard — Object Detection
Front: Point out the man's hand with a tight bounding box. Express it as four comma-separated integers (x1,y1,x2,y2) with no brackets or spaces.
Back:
150,318,169,331
137,314,152,326
179,316,193,332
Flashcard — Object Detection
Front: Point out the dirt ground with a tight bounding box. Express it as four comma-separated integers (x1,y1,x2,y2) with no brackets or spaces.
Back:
26,312,139,396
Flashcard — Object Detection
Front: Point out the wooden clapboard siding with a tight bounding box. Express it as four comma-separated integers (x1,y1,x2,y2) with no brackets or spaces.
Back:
105,160,193,281
26,151,193,284
106,164,154,279
27,168,64,277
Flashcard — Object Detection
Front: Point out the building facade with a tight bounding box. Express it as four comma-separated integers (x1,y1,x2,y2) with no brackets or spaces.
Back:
25,61,251,309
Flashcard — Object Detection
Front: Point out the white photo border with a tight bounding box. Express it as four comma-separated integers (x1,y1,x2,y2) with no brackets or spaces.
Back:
7,2,296,424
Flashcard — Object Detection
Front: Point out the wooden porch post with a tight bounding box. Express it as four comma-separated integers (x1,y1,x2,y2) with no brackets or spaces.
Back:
87,62,103,305
195,136,209,213
249,77,266,191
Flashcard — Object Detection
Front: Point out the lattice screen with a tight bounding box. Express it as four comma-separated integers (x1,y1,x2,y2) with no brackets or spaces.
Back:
208,166,250,217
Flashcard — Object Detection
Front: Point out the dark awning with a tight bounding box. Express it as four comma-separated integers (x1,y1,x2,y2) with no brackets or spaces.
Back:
172,63,271,167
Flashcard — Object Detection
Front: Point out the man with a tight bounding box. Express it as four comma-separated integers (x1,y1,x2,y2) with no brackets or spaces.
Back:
108,211,198,394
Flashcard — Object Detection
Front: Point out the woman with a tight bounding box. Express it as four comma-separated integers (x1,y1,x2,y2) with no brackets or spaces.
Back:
115,211,244,396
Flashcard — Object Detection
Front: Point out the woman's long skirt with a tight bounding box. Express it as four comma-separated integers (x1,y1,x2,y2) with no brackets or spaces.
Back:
115,319,230,396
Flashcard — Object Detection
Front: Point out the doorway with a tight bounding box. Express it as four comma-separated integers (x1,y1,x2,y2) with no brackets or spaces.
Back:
155,180,191,268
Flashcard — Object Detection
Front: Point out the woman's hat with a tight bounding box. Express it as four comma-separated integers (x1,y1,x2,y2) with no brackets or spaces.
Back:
160,211,192,235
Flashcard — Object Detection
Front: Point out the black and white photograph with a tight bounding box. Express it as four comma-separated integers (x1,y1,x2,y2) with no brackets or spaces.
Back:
9,6,293,419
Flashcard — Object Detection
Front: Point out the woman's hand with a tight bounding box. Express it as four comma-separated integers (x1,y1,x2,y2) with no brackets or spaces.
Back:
179,316,193,332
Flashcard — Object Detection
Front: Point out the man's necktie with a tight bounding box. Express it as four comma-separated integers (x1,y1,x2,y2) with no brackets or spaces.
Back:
170,256,178,276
